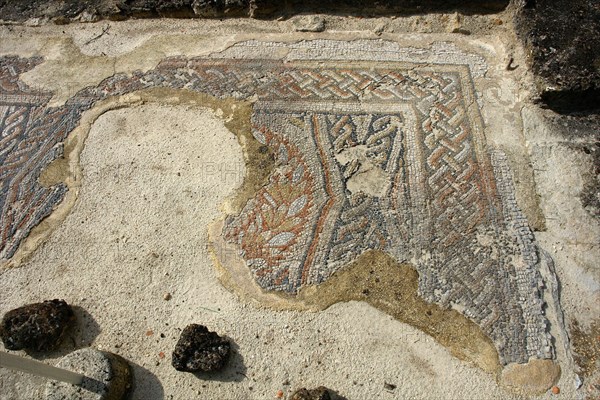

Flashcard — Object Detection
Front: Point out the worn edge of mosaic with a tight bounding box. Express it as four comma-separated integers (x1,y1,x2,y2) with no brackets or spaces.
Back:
0,39,556,372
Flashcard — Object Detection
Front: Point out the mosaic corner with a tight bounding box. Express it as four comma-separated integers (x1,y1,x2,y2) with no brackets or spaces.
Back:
0,40,558,371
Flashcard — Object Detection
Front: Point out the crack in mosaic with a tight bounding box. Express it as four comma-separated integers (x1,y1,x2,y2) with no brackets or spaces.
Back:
0,40,552,365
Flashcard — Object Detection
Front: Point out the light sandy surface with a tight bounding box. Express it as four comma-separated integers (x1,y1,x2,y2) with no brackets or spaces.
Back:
1,104,517,400
0,15,598,400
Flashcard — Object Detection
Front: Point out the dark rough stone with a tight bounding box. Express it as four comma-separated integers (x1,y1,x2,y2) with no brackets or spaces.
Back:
192,0,248,17
171,324,231,372
515,0,600,112
251,0,508,17
0,0,246,20
117,0,249,18
0,0,87,20
0,0,509,22
290,387,333,400
0,299,75,352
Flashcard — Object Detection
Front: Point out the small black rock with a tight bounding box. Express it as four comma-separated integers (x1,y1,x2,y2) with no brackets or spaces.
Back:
0,299,75,352
171,324,230,372
290,386,332,400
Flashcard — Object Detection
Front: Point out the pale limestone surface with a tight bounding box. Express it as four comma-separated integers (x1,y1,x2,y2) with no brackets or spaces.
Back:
1,103,515,399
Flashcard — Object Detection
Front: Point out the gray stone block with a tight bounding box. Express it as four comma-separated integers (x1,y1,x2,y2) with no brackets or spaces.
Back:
45,348,132,400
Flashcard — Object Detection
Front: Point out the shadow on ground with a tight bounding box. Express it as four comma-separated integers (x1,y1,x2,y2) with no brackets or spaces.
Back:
129,360,165,400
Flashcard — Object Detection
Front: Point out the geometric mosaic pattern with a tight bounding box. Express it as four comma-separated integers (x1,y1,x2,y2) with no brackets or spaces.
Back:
0,40,552,365
0,57,78,260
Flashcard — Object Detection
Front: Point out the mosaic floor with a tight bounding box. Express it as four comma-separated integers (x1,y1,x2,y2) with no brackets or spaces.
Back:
0,40,553,367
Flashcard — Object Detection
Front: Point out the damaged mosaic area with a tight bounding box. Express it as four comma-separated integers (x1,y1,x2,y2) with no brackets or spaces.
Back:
0,40,552,366
0,57,79,260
